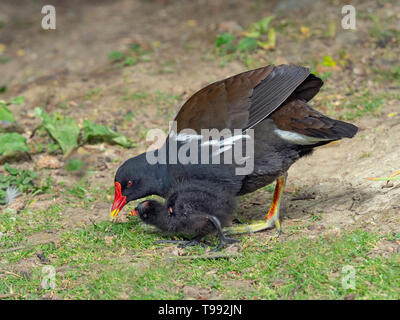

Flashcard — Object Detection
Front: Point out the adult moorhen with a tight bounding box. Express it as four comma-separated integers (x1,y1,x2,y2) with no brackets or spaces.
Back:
111,64,358,237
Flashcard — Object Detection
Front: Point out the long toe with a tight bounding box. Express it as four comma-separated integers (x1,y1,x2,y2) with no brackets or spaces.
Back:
178,239,206,249
155,239,207,249
224,237,240,244
223,219,276,235
211,243,225,252
211,237,239,252
155,239,188,245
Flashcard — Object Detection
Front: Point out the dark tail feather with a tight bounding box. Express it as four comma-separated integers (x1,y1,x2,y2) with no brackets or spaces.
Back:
330,119,358,139
292,74,324,102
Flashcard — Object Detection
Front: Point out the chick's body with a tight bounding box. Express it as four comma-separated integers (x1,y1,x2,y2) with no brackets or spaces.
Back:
137,179,236,238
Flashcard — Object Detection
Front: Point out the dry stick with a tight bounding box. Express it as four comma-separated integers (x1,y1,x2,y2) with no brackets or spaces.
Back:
0,240,55,253
0,270,22,278
167,253,242,261
0,293,17,299
291,194,315,201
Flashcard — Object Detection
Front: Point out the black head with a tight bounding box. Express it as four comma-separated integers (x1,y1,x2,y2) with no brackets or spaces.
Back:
111,153,165,218
134,200,165,225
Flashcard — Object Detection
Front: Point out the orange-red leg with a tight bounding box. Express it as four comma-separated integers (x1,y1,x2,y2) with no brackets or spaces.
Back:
223,174,287,236
264,174,287,235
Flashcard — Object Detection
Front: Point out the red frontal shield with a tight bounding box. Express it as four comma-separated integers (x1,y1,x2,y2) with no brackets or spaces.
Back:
110,182,127,217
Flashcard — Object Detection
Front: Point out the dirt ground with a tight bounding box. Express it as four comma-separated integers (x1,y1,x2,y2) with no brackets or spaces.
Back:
0,0,399,299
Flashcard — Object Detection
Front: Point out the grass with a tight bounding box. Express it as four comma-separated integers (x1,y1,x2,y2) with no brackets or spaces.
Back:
372,66,400,88
121,89,180,121
1,190,399,300
108,44,152,68
319,90,389,121
340,91,386,121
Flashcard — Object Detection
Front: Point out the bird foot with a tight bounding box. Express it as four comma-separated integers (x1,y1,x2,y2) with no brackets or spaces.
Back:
273,219,282,238
211,236,239,252
155,236,211,249
223,219,276,235
178,238,207,249
206,215,240,252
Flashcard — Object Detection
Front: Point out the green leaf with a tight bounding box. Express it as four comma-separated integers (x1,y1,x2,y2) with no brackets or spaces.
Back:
238,37,258,52
215,33,236,55
0,164,38,204
65,158,85,172
5,162,19,175
0,133,29,163
257,28,276,50
322,56,337,67
0,105,15,122
256,16,274,34
0,133,29,157
111,135,134,148
47,142,61,154
123,57,137,66
130,44,141,51
34,107,80,156
246,16,275,38
83,120,135,148
10,96,25,105
108,51,125,62
215,33,235,47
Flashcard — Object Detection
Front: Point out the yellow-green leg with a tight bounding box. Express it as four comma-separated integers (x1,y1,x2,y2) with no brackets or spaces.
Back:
224,173,287,236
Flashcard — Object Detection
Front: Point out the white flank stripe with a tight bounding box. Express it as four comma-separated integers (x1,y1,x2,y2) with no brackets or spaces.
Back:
172,132,203,143
212,145,233,156
171,132,251,157
274,129,331,145
201,134,251,147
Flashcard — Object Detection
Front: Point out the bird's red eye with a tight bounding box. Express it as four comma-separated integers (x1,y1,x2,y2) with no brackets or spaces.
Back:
127,180,133,187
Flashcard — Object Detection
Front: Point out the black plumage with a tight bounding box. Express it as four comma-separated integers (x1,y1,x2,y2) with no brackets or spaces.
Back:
135,180,238,251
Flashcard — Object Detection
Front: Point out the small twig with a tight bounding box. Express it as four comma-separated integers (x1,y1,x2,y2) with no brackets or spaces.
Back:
0,293,17,299
29,125,42,139
0,270,22,278
167,253,242,261
291,194,315,201
0,240,55,253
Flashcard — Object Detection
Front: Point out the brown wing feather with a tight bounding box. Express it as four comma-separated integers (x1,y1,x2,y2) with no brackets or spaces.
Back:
270,99,358,139
175,66,273,132
174,65,314,133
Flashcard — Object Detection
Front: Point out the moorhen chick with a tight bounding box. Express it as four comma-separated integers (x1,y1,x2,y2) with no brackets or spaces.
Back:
111,64,357,238
133,179,238,251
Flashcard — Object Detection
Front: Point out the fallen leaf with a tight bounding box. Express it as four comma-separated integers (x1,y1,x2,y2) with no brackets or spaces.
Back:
16,49,25,56
187,20,197,27
300,26,310,37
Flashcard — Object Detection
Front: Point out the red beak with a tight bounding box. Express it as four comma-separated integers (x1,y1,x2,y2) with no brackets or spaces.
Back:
110,182,127,218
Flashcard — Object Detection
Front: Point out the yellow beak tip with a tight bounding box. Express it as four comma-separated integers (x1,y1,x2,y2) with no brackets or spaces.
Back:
110,209,119,218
